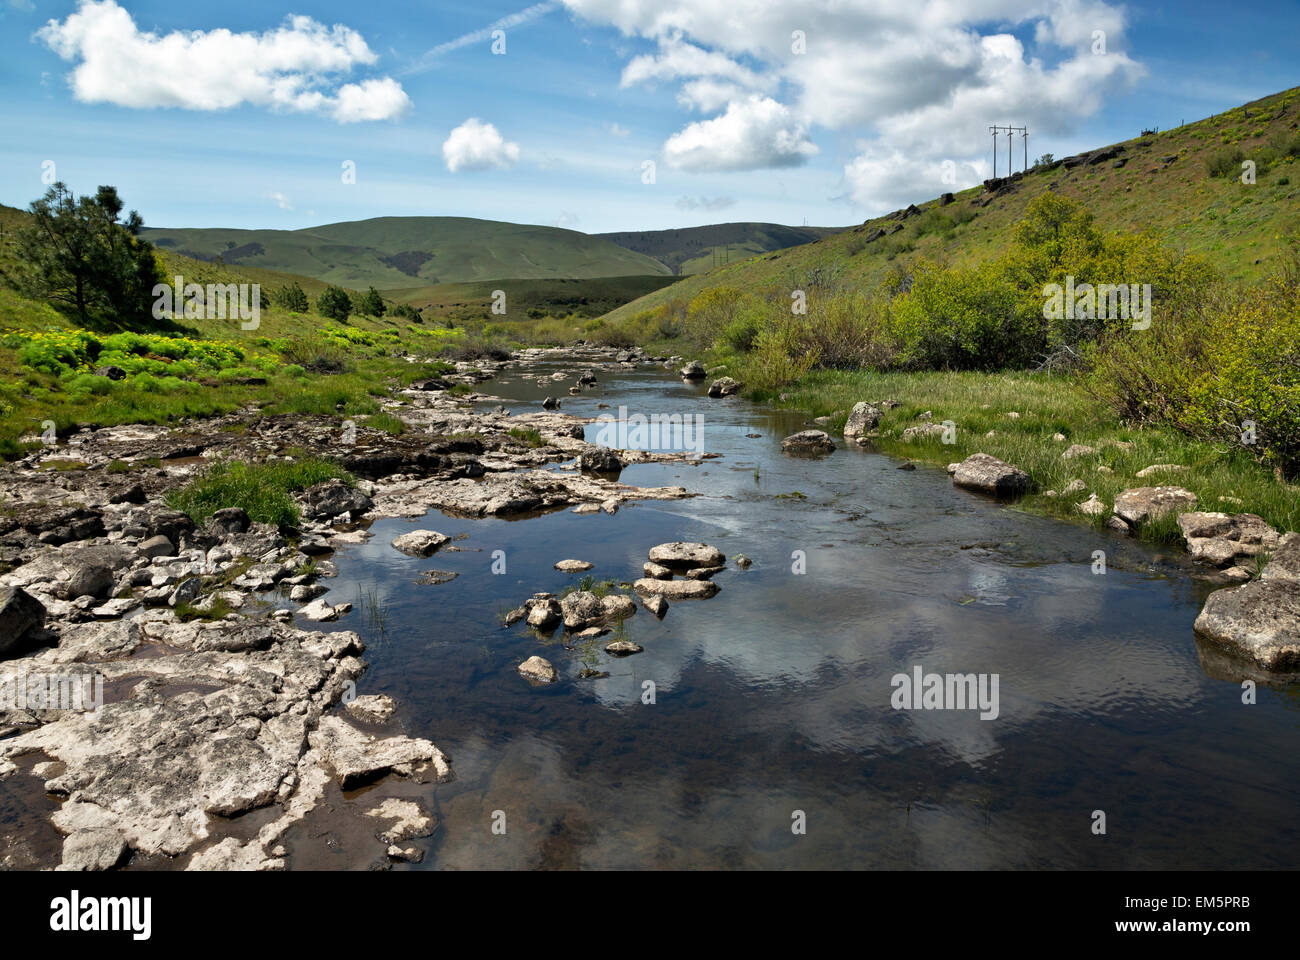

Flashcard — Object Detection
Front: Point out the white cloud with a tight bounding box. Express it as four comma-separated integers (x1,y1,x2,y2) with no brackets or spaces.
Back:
270,191,293,211
562,0,1144,206
36,0,410,122
663,96,818,171
608,122,630,136
442,118,521,172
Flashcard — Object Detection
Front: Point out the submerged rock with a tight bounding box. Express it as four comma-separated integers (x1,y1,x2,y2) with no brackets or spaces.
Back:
781,430,835,456
554,559,594,572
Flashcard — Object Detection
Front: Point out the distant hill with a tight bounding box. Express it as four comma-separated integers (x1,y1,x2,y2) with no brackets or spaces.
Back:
596,222,845,275
140,216,674,290
603,86,1300,325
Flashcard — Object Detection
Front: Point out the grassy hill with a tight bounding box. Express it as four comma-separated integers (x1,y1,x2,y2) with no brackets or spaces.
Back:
385,274,680,322
140,216,673,290
603,86,1300,327
596,222,845,275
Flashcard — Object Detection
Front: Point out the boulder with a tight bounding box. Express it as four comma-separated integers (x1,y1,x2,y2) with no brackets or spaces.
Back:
204,507,251,537
525,597,561,630
561,591,605,630
1113,486,1198,525
579,448,623,474
0,586,46,658
707,377,741,398
781,430,835,455
518,655,558,683
680,361,707,379
1178,512,1281,568
843,402,881,442
951,453,1031,497
600,594,636,620
1194,580,1300,671
643,561,672,580
297,480,372,522
643,594,668,618
648,542,725,570
391,530,449,557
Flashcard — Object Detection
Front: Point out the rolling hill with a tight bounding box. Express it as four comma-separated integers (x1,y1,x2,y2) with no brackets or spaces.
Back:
596,222,845,275
602,86,1300,326
141,216,674,290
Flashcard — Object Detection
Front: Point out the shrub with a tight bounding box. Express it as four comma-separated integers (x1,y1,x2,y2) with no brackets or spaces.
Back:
316,286,353,322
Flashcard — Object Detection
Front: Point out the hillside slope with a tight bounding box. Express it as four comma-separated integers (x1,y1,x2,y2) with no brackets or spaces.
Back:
141,216,674,290
603,86,1300,326
596,222,845,275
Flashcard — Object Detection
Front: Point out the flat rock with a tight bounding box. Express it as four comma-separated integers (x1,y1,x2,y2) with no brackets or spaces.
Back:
1113,486,1198,525
345,693,396,724
648,542,725,570
309,716,451,789
554,559,594,572
952,453,1030,497
633,578,719,600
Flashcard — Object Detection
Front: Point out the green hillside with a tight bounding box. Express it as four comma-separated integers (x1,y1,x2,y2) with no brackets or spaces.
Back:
386,274,680,323
596,222,845,275
141,216,674,290
604,86,1300,326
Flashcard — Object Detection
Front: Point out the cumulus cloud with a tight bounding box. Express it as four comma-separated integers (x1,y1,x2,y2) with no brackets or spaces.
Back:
562,0,1144,208
36,0,410,122
442,118,521,172
663,95,818,171
270,191,293,211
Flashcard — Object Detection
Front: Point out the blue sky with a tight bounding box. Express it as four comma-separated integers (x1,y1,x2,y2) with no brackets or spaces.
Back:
0,0,1296,234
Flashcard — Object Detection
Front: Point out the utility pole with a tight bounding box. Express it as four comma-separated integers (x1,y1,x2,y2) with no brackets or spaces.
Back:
990,124,1029,175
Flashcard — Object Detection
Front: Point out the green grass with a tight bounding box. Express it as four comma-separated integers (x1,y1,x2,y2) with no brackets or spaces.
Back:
508,426,544,447
165,456,352,530
770,368,1300,541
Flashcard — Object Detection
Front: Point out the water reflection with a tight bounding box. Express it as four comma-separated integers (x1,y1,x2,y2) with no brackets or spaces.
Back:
303,357,1300,868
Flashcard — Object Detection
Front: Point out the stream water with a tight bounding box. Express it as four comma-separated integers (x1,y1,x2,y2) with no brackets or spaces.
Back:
301,356,1300,869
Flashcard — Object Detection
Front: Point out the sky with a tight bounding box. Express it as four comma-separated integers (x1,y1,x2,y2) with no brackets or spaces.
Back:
0,0,1296,234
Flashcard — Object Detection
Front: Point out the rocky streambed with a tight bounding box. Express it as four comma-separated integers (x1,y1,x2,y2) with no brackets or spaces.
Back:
1,345,1298,870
